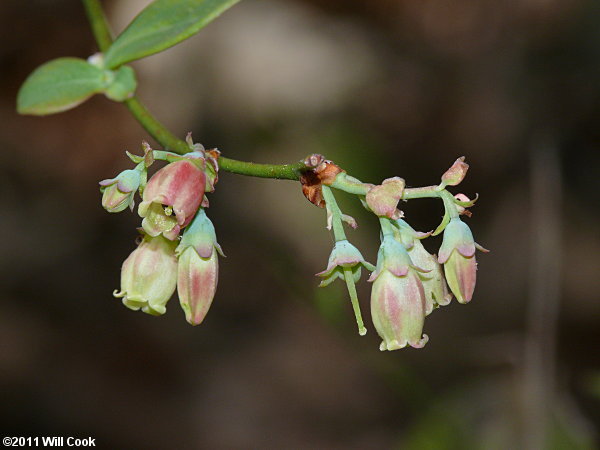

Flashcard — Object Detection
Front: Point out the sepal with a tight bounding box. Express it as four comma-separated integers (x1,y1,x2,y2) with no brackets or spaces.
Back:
316,240,374,287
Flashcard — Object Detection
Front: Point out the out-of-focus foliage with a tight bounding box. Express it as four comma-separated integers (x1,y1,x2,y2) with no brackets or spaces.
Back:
104,0,241,68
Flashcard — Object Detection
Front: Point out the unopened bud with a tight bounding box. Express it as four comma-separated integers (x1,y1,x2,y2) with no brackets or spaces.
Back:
438,218,487,303
441,156,469,187
369,235,428,350
99,169,141,213
176,209,223,326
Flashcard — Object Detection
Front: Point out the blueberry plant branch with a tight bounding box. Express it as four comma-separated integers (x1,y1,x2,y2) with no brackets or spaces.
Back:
82,0,113,52
83,0,309,180
19,0,487,351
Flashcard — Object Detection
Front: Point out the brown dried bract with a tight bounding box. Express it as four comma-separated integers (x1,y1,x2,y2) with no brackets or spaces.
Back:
206,148,221,161
300,170,324,207
300,154,344,208
304,154,325,168
316,160,343,186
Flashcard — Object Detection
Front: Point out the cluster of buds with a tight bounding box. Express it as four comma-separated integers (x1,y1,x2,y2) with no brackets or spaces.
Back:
101,136,223,326
101,146,486,352
314,156,487,351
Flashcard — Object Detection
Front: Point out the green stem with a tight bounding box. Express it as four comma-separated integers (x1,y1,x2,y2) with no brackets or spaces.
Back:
379,217,395,236
218,158,308,180
440,190,460,219
82,0,113,52
322,186,366,335
81,0,463,190
343,267,367,336
330,173,372,195
403,185,442,200
331,174,443,201
82,0,309,180
149,150,307,179
321,186,346,241
123,97,189,153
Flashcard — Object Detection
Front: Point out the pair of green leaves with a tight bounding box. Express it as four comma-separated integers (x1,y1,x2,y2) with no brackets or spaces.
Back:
17,58,136,115
17,0,240,116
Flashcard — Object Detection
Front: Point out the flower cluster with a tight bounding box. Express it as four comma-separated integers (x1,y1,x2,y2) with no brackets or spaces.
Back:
101,147,486,351
316,157,487,351
101,138,222,326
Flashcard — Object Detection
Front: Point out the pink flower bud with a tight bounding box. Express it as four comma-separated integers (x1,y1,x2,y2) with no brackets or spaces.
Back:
175,209,223,326
441,156,469,187
438,218,487,303
369,235,428,350
99,169,141,213
113,234,178,316
365,177,405,219
138,160,205,240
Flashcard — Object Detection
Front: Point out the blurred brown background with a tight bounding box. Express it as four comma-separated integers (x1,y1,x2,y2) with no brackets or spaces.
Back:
1,0,599,448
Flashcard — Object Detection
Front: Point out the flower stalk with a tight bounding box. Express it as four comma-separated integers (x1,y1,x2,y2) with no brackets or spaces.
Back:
321,185,369,336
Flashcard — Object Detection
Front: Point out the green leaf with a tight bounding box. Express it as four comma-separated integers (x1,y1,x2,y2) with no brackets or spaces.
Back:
17,58,106,115
104,0,241,69
104,66,137,101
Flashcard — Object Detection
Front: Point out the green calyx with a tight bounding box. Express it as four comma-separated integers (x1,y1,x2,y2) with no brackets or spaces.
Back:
176,209,224,259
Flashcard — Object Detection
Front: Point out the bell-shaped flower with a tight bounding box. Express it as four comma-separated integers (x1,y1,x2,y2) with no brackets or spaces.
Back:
138,159,205,240
394,219,452,314
369,235,429,350
99,168,141,213
316,240,375,287
175,209,224,326
438,218,487,303
113,234,178,316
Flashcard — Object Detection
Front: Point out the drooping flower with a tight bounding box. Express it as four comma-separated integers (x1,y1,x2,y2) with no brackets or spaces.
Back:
99,168,141,213
138,159,205,240
369,234,429,350
316,240,375,287
113,234,178,316
175,208,224,326
438,218,487,303
394,219,452,314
